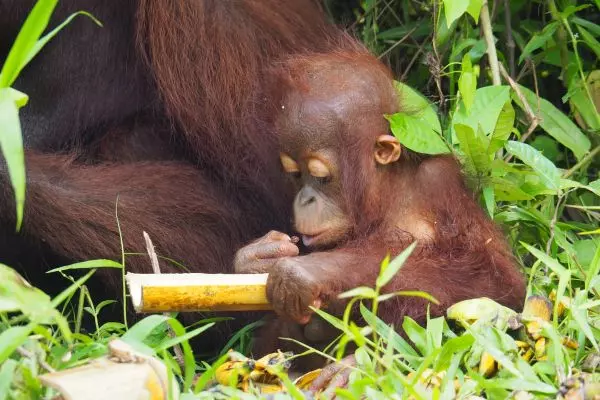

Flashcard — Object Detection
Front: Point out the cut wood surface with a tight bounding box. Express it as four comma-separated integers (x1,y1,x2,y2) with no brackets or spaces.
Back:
126,273,271,313
39,340,170,400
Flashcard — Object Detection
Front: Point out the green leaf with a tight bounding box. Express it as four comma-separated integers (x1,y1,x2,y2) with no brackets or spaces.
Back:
338,286,377,299
519,22,559,64
360,304,418,357
514,85,591,160
122,315,170,344
568,72,600,131
47,259,123,273
458,54,476,112
571,290,599,351
577,26,600,59
489,101,515,153
452,86,511,137
504,141,560,191
454,124,491,174
466,0,483,23
394,81,442,134
0,89,26,231
376,242,417,288
0,325,33,364
402,317,427,355
23,12,102,69
389,82,447,154
387,113,449,155
572,16,600,36
443,0,469,27
0,0,58,87
0,359,17,399
482,185,495,217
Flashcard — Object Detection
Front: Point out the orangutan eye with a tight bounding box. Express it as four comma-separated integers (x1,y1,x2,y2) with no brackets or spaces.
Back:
307,158,331,179
280,153,300,174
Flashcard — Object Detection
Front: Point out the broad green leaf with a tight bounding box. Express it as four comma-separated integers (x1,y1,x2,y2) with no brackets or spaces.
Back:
519,22,559,63
376,241,417,288
458,54,476,112
466,0,483,23
443,0,469,27
402,316,427,355
393,81,442,133
590,178,600,193
0,89,25,231
568,72,600,131
23,12,102,69
0,0,58,87
489,101,515,153
387,113,449,154
122,314,170,343
514,85,590,160
454,124,490,174
452,86,511,138
47,259,123,273
0,264,58,324
577,26,600,59
0,325,33,364
505,141,560,191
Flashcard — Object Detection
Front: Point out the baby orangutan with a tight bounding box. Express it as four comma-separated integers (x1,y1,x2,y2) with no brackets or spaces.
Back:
234,51,525,390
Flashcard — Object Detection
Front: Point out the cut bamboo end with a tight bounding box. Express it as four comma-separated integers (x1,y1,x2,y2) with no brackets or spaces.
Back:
126,273,271,313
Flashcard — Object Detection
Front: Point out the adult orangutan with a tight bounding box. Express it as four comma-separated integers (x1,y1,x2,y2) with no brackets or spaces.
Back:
0,0,349,347
234,51,526,378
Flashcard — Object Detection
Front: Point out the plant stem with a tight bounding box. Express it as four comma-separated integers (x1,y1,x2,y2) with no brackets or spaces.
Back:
563,146,600,178
480,1,501,85
547,0,570,75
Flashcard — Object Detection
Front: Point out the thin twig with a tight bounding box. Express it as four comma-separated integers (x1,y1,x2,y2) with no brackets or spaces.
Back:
562,146,600,179
143,231,185,367
499,64,541,162
430,0,445,113
503,0,516,78
17,346,55,373
378,27,417,60
480,1,501,85
545,193,566,269
399,35,429,82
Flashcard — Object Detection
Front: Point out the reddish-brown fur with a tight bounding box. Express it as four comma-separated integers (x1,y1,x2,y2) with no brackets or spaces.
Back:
250,51,526,366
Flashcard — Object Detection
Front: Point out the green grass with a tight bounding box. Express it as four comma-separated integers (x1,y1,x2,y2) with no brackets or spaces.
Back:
1,0,599,399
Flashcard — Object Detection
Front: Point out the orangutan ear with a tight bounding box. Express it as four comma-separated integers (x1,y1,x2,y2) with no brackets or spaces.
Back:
374,135,401,165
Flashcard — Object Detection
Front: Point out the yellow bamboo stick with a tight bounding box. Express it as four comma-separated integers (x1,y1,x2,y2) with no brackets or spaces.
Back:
126,273,272,313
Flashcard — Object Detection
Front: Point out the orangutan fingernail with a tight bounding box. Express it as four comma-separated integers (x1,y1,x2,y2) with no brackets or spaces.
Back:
311,299,322,309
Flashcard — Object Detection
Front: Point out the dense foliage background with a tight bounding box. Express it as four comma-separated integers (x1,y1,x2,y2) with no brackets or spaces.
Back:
0,0,599,399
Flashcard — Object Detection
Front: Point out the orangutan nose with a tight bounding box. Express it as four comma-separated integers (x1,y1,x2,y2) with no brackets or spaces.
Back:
296,186,318,207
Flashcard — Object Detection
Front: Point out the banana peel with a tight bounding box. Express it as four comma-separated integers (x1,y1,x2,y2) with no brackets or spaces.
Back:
213,350,321,394
449,295,580,376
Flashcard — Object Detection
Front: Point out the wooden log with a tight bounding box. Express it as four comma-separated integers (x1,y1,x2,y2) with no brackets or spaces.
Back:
40,340,171,400
126,273,271,313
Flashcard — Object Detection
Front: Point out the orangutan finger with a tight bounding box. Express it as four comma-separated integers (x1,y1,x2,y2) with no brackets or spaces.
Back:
252,241,299,259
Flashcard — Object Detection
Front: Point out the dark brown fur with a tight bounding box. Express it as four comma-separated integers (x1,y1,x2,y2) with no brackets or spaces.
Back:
0,0,343,347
